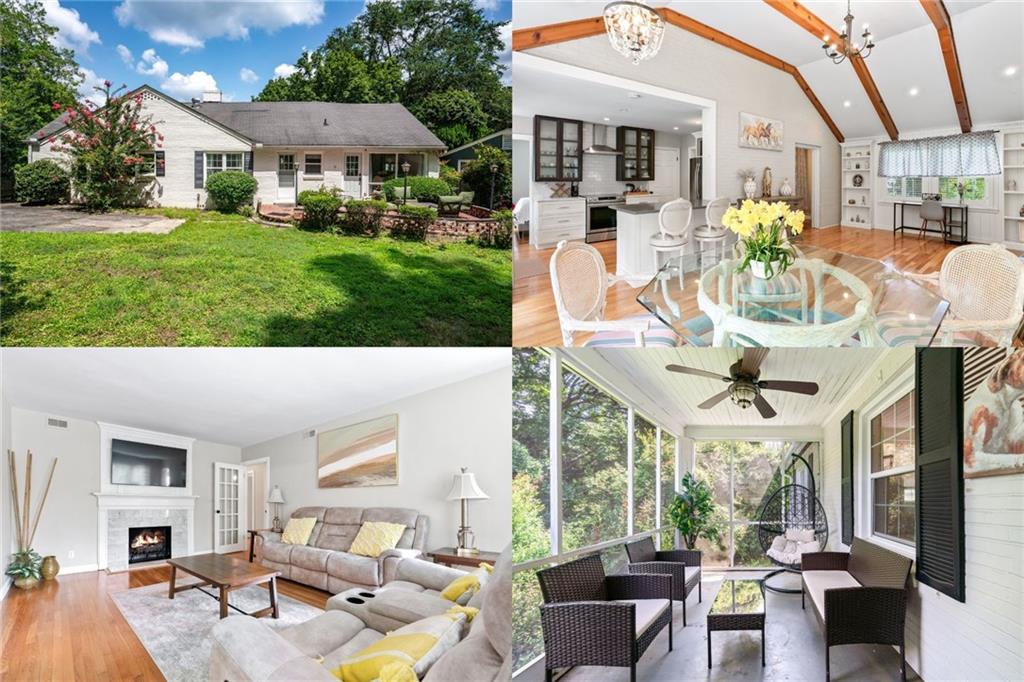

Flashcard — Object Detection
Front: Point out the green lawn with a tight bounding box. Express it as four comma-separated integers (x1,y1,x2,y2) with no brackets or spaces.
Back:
0,209,511,346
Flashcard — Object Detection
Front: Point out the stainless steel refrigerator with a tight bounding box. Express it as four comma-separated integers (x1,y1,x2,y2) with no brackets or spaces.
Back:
689,157,703,205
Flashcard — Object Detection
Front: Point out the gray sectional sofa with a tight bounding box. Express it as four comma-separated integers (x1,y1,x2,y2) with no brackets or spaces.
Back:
255,506,429,593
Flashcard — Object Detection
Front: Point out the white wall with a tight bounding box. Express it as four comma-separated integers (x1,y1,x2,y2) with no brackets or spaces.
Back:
527,26,841,227
820,350,1024,681
242,367,512,552
192,439,245,553
1,397,12,596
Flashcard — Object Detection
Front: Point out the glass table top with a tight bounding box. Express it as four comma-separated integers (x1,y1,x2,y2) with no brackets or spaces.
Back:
636,244,950,347
708,578,765,616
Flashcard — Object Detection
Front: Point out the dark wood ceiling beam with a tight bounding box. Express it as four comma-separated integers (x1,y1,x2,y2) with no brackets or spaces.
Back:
763,0,899,140
919,0,972,133
512,9,844,143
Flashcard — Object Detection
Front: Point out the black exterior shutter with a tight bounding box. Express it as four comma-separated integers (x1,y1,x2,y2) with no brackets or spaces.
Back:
841,411,854,545
194,151,204,189
155,151,165,177
915,348,966,603
243,151,253,175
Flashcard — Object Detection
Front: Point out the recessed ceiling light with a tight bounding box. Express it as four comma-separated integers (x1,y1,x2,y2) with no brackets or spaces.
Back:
673,126,679,130
1005,65,1019,77
843,100,852,108
603,117,610,122
908,87,919,96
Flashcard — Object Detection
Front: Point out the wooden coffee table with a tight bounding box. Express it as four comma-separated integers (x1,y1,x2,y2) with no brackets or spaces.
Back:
167,553,280,619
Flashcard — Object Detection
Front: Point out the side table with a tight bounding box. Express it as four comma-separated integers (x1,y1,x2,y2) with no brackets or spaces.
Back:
425,547,500,569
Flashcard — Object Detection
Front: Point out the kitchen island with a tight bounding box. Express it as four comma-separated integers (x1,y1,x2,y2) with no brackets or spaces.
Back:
614,202,707,286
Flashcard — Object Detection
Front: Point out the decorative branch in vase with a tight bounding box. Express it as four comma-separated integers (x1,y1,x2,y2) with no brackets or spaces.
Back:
723,199,805,280
5,450,58,590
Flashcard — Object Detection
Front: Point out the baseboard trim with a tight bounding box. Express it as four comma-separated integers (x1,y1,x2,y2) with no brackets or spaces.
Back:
0,576,11,601
61,563,100,575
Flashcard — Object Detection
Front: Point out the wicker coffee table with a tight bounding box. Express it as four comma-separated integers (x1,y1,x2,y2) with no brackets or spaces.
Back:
707,578,766,668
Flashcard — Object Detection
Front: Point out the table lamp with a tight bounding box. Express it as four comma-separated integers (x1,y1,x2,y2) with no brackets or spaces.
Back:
446,467,489,556
268,485,286,532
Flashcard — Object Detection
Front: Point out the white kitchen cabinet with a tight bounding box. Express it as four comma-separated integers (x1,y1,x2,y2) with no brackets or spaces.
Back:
532,198,586,247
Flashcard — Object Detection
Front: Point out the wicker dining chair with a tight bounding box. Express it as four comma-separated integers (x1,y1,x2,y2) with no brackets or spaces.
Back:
625,536,702,626
537,554,673,682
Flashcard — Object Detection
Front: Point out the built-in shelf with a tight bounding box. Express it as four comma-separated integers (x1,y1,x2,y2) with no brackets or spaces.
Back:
841,141,873,228
1003,130,1024,243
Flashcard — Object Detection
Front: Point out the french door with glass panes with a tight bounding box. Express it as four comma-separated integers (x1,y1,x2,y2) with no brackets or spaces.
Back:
214,462,245,553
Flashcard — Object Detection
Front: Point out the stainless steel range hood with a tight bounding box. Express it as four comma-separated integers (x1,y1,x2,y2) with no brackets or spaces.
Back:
583,124,621,155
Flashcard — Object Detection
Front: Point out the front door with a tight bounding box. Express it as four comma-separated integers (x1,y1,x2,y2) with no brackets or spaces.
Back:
214,462,244,553
278,154,296,203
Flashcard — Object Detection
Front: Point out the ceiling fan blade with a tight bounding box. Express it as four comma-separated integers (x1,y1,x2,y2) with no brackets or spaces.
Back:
759,380,820,396
666,364,729,382
740,348,770,376
698,390,731,410
753,394,778,419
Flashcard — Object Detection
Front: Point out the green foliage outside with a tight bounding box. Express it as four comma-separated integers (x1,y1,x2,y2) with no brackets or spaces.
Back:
459,145,511,209
667,472,724,550
205,171,257,214
298,185,347,206
409,88,488,149
341,199,388,236
381,176,451,204
14,159,69,204
939,176,985,201
0,0,79,194
470,210,513,250
300,192,344,232
389,205,437,241
5,549,42,581
438,163,461,193
0,210,511,346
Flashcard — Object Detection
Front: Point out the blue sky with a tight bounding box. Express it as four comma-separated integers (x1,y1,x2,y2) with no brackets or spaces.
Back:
40,0,511,104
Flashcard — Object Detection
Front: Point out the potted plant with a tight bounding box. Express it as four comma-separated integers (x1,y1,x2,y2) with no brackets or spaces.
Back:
723,199,805,280
667,472,723,550
5,549,43,589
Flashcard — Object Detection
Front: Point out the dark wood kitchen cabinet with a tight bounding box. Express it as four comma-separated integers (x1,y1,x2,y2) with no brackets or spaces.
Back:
534,115,583,182
616,126,655,181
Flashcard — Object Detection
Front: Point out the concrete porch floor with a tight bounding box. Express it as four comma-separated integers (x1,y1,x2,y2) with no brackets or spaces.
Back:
549,570,918,682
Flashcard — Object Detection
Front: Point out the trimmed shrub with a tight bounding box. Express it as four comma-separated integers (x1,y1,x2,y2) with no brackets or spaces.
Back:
381,176,451,204
14,160,69,205
390,205,437,241
460,145,511,209
300,192,343,231
298,184,346,206
439,162,461,193
471,210,514,249
206,171,257,214
342,199,388,236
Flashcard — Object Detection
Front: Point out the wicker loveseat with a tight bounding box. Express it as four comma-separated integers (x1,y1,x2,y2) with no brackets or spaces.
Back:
624,536,702,626
537,554,673,682
801,538,913,682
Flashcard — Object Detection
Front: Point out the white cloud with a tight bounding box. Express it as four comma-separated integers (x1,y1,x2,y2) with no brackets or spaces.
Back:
42,0,101,54
498,23,511,85
239,67,259,83
274,63,298,79
136,48,169,79
160,71,218,99
114,0,324,49
116,44,133,65
77,67,107,107
474,0,499,10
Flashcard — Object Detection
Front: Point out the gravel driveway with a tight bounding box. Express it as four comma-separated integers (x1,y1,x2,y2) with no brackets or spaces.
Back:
0,203,184,233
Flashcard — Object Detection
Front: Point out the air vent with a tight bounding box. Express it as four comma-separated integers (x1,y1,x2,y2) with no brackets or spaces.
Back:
47,417,68,429
303,429,316,439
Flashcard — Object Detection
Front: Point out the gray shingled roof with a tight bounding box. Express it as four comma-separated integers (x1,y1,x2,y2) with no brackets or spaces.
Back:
32,112,73,141
194,101,446,148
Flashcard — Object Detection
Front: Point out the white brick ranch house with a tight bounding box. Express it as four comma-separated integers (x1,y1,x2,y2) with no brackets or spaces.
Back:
27,85,447,208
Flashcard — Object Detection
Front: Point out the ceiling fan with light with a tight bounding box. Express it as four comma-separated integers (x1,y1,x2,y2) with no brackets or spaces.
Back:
666,349,819,419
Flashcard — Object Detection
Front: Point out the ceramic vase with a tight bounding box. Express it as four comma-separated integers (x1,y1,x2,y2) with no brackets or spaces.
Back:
743,177,756,199
750,260,781,280
41,555,59,580
779,179,793,196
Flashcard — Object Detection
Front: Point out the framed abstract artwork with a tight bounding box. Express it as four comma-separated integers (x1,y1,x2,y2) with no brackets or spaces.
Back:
739,112,784,151
317,414,399,488
963,348,1024,478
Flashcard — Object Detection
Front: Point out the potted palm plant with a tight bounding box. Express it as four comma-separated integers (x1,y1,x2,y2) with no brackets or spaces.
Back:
667,471,724,550
723,199,806,280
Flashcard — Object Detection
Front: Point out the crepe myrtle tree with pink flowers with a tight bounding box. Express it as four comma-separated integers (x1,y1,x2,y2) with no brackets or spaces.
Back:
48,81,163,210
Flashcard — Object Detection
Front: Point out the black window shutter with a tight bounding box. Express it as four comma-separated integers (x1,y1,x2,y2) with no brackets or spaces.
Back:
841,410,854,545
243,151,253,175
194,151,204,189
155,151,165,177
915,348,966,603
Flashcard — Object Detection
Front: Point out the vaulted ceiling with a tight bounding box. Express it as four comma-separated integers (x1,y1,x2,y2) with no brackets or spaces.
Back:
513,1,1024,140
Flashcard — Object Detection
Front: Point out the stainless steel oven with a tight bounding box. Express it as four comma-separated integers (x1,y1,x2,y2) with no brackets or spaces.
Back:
586,194,624,243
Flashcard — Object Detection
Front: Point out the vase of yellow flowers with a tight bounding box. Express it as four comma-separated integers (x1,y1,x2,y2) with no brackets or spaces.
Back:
722,199,805,280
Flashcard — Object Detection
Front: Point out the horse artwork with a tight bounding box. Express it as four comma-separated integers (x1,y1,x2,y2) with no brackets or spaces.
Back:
963,348,1024,478
739,112,784,151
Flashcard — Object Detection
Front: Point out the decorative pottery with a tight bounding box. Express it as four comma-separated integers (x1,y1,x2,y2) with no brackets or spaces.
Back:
861,195,867,205
41,555,59,580
779,178,793,196
848,199,856,205
1010,179,1018,191
852,174,864,187
855,163,861,169
750,260,782,280
743,176,757,199
14,576,39,590
761,167,773,198
1019,204,1024,217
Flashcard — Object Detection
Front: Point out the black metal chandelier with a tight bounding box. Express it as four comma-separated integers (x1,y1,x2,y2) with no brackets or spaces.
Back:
822,0,875,64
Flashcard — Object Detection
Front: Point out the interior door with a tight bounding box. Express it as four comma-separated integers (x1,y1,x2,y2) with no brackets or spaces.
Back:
214,462,245,553
278,154,296,202
650,147,681,201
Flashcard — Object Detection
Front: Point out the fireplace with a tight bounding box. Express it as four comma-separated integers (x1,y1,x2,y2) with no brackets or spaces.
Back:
128,526,171,564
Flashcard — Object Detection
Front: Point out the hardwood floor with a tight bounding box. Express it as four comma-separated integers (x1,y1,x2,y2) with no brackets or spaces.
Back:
0,548,331,681
512,226,964,347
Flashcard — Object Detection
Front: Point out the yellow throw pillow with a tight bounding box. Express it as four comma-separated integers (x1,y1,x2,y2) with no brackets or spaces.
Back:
329,612,466,682
440,574,479,603
349,521,407,558
445,604,480,623
281,517,317,545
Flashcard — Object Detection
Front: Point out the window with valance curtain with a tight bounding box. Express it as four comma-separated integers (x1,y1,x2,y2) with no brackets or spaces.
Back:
878,131,1001,178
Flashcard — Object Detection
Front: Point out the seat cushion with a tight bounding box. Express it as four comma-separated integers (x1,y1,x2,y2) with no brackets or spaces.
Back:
369,590,454,624
650,234,687,248
280,610,366,658
261,540,294,564
693,225,727,240
614,598,670,637
584,316,680,349
291,545,333,572
380,579,426,593
327,551,380,586
802,570,861,621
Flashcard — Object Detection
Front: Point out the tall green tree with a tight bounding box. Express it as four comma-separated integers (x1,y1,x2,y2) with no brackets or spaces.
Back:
410,89,487,148
0,0,80,193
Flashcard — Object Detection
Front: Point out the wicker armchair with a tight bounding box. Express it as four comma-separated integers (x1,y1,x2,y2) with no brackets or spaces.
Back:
801,538,913,682
536,554,673,682
624,536,702,626
897,243,1024,345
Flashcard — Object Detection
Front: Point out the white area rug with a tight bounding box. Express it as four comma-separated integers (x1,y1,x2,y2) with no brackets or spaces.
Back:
111,580,323,681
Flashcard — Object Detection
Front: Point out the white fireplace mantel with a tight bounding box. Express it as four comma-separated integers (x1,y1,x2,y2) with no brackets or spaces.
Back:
92,492,199,508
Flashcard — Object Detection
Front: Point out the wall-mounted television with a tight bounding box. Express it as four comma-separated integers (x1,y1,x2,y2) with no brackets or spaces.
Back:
111,438,187,487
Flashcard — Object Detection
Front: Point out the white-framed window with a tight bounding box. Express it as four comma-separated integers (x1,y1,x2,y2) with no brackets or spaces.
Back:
885,176,921,199
137,151,156,177
345,155,360,176
938,176,991,207
278,154,295,172
304,153,322,176
867,388,916,547
206,152,243,179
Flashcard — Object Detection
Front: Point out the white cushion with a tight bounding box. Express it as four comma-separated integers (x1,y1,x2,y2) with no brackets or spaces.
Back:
797,540,820,555
802,570,861,621
693,225,727,239
650,234,687,248
615,598,670,637
766,546,800,565
785,528,815,543
769,536,787,553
